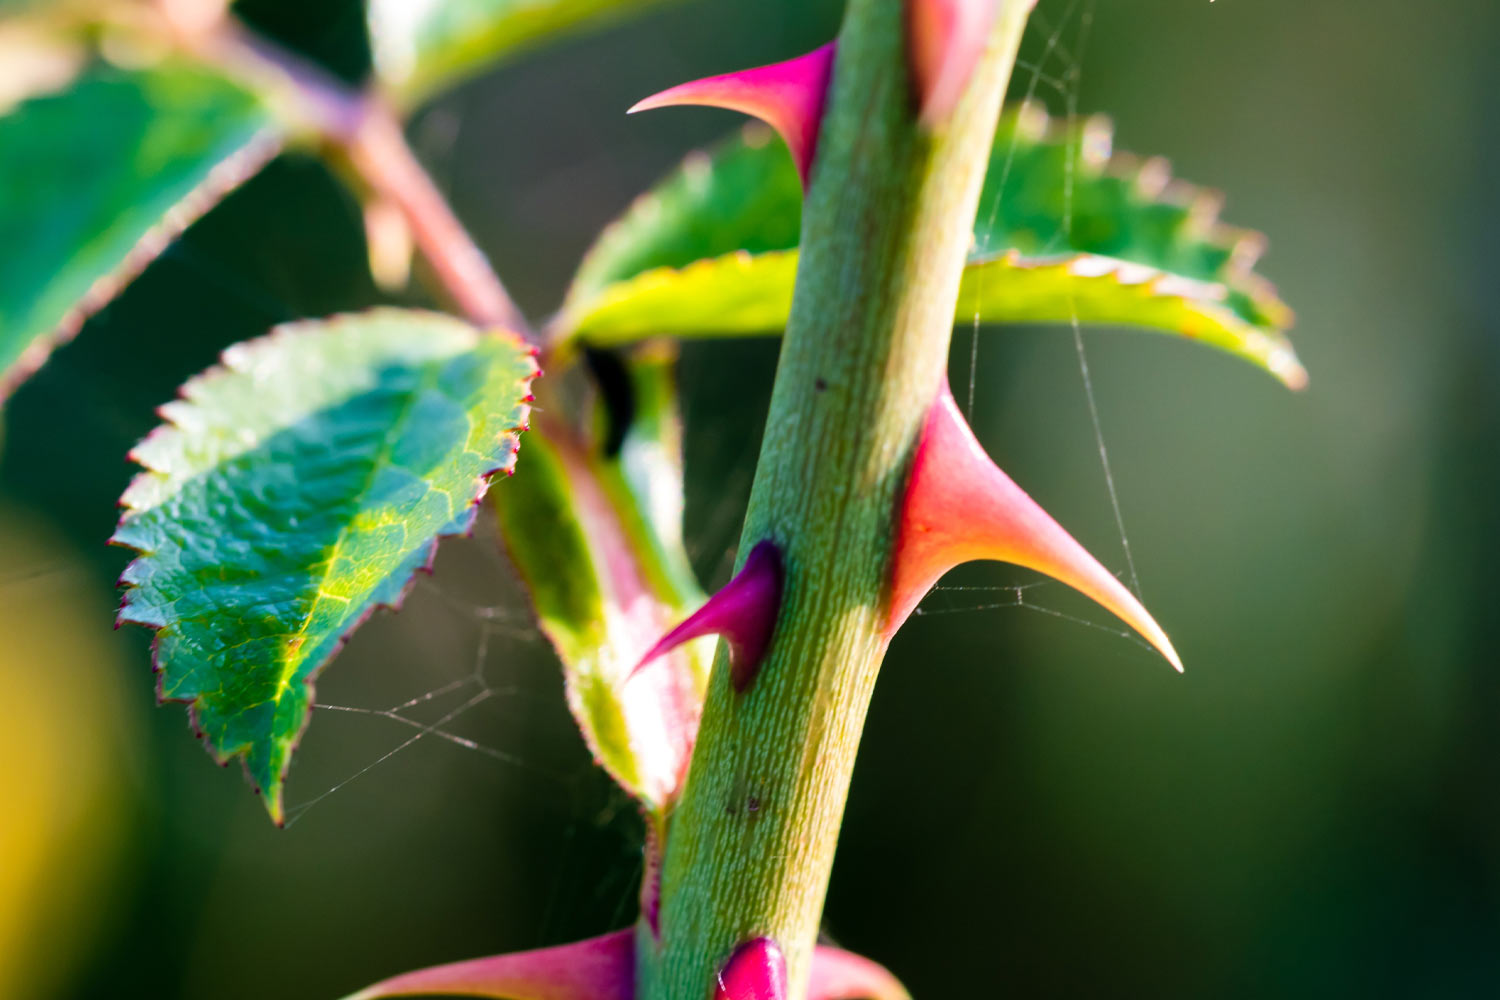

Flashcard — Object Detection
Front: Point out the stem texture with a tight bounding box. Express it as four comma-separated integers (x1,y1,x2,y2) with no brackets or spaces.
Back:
646,2,1031,998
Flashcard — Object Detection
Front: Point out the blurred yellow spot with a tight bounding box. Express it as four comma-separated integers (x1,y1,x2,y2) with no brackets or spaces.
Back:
0,509,134,999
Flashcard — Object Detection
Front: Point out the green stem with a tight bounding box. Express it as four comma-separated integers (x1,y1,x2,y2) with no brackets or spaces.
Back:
645,2,1031,997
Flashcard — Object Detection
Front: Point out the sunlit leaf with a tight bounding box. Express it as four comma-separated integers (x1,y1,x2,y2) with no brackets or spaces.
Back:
494,344,709,811
113,309,539,823
368,0,675,107
0,59,278,400
564,123,802,317
554,104,1303,387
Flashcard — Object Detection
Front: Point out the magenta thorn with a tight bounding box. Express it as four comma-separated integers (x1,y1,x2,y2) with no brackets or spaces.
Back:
715,938,788,1000
633,541,783,693
885,378,1182,671
341,929,634,1000
908,0,998,124
809,945,911,1000
628,43,836,186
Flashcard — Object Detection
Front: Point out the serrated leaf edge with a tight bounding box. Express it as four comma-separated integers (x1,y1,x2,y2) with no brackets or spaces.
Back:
999,100,1293,330
967,248,1307,389
559,246,1306,388
109,308,540,823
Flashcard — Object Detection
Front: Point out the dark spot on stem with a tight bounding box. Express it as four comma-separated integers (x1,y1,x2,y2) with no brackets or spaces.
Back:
814,377,828,391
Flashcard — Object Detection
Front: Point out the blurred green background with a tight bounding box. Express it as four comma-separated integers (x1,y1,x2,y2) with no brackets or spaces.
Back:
3,0,1498,996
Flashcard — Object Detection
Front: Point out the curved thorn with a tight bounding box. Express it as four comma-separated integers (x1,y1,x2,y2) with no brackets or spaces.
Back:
339,929,634,1000
629,43,836,185
908,0,999,125
632,541,784,693
886,380,1183,671
810,945,911,1000
715,937,788,1000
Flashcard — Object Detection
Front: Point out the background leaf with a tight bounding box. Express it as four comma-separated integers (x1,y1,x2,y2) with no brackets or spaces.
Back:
494,345,710,811
368,0,675,107
0,59,278,399
112,309,538,822
562,123,803,314
553,104,1303,387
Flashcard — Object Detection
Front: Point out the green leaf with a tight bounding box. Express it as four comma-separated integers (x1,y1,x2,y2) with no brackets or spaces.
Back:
368,0,675,107
113,309,539,823
563,124,804,312
554,104,1303,388
0,59,278,400
494,345,709,811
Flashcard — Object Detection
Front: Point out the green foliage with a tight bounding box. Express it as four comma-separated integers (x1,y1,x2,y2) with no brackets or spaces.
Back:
562,124,804,315
552,104,1304,387
113,310,538,822
0,60,278,398
368,0,675,107
494,346,709,810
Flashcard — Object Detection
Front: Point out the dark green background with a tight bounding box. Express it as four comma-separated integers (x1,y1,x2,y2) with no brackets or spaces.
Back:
3,0,1498,996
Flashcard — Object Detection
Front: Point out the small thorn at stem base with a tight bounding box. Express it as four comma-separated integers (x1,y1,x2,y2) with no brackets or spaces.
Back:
715,938,788,1000
633,541,784,693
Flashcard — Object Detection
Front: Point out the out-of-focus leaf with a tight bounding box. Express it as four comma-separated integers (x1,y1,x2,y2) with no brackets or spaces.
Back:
553,104,1303,388
0,19,86,113
494,344,709,811
560,249,797,346
564,249,1300,385
112,309,538,823
368,0,675,107
558,123,801,331
955,252,1304,386
0,59,278,399
969,102,1291,333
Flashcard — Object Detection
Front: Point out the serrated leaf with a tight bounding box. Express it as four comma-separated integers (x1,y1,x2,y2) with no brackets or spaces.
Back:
554,105,1303,387
0,59,278,400
368,0,675,107
113,309,538,822
494,345,709,811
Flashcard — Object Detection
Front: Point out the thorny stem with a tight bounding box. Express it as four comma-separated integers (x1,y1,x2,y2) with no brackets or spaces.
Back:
643,3,1032,998
166,7,533,337
168,3,1033,996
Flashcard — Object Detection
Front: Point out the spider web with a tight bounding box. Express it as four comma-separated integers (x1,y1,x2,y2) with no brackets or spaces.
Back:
273,3,1166,836
932,0,1158,653
0,0,1158,853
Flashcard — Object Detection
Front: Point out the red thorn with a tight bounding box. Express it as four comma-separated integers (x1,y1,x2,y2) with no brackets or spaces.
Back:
631,541,783,693
886,380,1183,671
629,43,836,186
907,0,997,125
342,929,634,1000
809,945,910,1000
715,938,787,1000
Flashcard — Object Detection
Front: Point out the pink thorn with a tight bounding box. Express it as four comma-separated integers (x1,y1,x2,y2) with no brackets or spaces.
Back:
629,43,836,186
341,929,633,1000
886,380,1183,672
633,541,784,693
809,945,910,1000
715,938,788,1000
907,0,997,125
